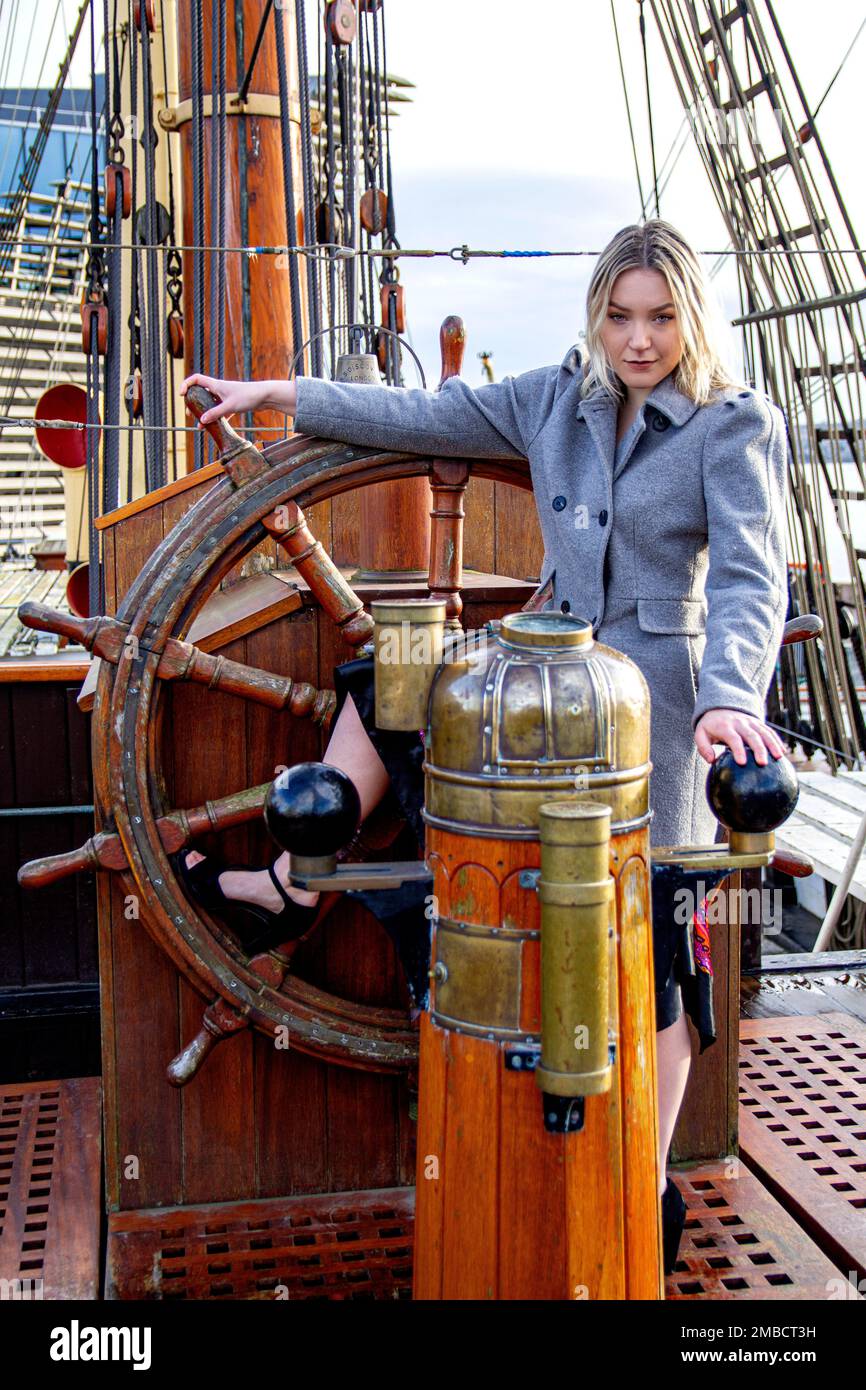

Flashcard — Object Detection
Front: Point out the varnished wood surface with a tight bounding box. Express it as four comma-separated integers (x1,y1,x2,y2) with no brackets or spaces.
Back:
0,654,90,682
176,0,306,472
671,870,741,1164
739,1012,866,1282
666,1157,857,1299
415,824,663,1300
106,1186,415,1299
95,460,223,530
0,1077,102,1299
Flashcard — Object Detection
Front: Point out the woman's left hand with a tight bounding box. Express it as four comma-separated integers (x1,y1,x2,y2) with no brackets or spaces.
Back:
694,708,787,766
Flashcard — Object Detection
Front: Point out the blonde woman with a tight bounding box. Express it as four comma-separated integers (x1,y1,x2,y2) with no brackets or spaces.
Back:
179,219,789,1273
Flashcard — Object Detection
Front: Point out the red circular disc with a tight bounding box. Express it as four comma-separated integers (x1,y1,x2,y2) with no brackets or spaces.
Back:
66,562,90,618
35,384,95,469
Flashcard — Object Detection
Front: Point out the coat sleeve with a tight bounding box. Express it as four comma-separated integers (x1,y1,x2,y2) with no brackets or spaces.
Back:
691,393,789,730
292,365,560,459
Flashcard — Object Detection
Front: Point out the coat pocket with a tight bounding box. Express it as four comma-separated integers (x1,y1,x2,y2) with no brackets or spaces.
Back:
636,597,707,635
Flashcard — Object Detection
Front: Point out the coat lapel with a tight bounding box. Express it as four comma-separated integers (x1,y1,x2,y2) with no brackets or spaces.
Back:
575,372,701,483
576,392,618,480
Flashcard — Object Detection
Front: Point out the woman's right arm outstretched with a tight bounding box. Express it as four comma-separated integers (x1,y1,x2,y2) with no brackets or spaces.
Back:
180,363,561,461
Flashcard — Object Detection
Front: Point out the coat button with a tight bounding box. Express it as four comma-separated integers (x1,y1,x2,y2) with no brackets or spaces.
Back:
651,412,669,431
599,508,608,526
560,600,570,613
552,495,567,511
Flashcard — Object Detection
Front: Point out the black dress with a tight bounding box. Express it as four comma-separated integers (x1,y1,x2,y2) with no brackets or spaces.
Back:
332,654,716,1051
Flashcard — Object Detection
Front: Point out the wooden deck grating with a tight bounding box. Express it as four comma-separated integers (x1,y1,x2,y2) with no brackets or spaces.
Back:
738,1012,866,1283
0,1077,102,1299
5,1039,863,1301
106,1187,415,1301
664,1161,857,1299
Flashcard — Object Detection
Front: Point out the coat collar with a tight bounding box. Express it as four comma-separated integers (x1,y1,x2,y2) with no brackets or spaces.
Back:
573,369,701,482
575,369,700,428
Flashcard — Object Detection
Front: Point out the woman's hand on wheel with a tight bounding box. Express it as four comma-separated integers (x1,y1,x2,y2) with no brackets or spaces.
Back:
694,708,787,766
179,373,273,425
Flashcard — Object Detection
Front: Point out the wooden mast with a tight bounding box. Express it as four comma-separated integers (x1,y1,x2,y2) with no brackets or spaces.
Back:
173,0,308,472
172,0,433,579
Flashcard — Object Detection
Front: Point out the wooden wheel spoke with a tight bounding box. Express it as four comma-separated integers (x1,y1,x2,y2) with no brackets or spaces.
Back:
18,781,272,888
262,498,373,646
158,638,337,722
167,996,250,1087
424,318,471,628
18,598,337,721
427,457,469,629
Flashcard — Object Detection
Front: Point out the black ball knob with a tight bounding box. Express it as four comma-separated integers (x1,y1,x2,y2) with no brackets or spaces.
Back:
706,747,798,834
264,761,361,857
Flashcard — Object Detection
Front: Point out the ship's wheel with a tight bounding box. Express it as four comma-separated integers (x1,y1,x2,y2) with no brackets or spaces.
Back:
18,385,537,1086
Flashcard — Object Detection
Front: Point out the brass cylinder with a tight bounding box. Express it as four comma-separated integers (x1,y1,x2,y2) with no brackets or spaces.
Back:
371,598,446,731
536,800,614,1098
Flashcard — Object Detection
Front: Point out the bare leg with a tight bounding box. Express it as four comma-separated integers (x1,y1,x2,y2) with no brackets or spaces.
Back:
184,693,391,910
656,1009,692,1195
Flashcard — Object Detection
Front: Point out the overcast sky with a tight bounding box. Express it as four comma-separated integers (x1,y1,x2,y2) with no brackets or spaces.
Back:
5,1,864,385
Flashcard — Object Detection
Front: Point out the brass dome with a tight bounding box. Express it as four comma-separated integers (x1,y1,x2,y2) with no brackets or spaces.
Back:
423,612,651,838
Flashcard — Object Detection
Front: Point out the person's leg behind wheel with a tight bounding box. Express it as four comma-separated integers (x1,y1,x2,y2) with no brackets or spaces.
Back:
183,692,391,910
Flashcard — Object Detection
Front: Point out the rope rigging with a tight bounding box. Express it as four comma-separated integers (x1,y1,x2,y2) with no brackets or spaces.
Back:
1,0,861,804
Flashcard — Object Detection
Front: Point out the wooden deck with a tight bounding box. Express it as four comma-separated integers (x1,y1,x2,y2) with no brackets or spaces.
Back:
734,948,866,1293
0,1076,102,1299
3,953,865,1300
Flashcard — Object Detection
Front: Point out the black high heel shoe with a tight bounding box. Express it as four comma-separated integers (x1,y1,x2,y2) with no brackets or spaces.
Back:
661,1176,687,1275
171,847,320,954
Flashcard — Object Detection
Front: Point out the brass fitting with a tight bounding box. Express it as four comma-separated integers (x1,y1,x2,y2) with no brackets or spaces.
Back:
536,800,614,1098
371,598,446,731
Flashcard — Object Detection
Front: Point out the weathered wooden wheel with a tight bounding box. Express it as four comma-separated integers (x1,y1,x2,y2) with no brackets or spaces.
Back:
18,387,535,1085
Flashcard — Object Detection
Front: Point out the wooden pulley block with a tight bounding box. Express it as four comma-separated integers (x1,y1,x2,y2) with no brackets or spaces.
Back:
80,296,108,357
359,187,388,235
315,200,345,244
327,0,356,44
104,163,131,219
380,281,405,334
374,327,391,374
126,369,144,419
133,0,155,31
167,313,184,359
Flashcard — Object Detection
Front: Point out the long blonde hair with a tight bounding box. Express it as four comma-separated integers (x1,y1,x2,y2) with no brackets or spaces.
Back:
580,220,737,405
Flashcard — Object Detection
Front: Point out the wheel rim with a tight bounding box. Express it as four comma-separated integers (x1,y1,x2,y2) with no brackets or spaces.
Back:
92,435,531,1070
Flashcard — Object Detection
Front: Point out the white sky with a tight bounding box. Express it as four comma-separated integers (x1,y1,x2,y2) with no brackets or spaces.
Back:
3,0,865,383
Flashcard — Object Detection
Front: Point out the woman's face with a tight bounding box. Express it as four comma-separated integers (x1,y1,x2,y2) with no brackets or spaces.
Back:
598,267,684,394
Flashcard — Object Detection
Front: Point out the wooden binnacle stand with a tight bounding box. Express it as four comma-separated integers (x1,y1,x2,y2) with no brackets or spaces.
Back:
262,604,806,1301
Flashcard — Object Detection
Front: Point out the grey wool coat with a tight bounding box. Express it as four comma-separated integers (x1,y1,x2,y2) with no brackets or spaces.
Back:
293,345,789,848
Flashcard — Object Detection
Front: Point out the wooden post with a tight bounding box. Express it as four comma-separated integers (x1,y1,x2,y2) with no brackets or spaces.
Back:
174,0,308,472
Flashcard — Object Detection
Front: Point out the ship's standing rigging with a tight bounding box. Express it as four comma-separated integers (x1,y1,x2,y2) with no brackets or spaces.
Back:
0,0,862,778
